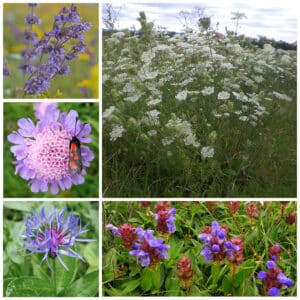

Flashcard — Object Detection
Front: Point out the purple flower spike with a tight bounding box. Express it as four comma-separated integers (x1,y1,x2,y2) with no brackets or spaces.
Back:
20,207,95,271
8,103,94,195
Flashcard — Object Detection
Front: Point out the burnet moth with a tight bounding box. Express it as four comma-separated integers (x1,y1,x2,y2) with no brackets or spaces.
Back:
68,118,87,175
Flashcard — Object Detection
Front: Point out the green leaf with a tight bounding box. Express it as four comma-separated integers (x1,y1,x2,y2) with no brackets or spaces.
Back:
63,271,99,296
120,278,141,295
82,242,99,273
152,264,164,290
169,239,184,259
141,268,152,291
4,202,33,212
31,254,50,280
233,260,255,287
6,277,55,296
103,248,118,282
165,268,181,295
52,255,78,295
222,273,233,294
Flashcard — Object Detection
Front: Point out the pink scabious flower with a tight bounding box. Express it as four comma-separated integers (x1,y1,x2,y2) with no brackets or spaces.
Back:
7,103,94,194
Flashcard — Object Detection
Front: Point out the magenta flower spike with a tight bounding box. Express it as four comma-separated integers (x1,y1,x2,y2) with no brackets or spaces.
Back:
7,103,94,195
20,207,95,271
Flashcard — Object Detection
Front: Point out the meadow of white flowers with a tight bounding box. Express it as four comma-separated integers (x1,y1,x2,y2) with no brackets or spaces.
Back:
103,22,296,197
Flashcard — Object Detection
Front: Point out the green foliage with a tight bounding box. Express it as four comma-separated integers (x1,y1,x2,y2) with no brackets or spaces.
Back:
3,102,99,198
102,201,296,296
3,201,99,297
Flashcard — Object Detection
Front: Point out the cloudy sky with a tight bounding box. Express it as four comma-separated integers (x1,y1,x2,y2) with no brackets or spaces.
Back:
103,0,297,42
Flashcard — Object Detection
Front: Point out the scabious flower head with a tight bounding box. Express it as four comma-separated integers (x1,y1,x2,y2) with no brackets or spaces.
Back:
257,260,293,296
129,228,170,267
246,202,259,219
7,103,94,195
106,223,137,250
198,221,240,264
269,243,281,261
20,207,95,271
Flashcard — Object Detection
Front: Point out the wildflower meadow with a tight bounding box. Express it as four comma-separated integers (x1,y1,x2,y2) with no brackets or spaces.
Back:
103,201,296,296
3,201,99,297
3,3,99,98
4,102,99,197
102,12,296,197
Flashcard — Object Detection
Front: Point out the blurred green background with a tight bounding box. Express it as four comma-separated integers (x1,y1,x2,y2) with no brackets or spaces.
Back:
3,3,99,99
4,102,99,198
3,201,99,296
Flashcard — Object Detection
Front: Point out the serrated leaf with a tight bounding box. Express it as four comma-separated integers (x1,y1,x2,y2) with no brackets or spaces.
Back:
6,277,55,296
63,270,99,296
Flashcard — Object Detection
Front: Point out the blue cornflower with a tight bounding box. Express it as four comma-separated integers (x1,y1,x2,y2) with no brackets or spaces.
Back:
20,207,95,271
129,228,170,267
198,221,240,264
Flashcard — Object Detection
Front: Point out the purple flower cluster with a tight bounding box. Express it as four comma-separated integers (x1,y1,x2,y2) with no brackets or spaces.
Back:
7,102,94,195
198,221,240,263
257,261,293,296
19,4,91,95
129,228,170,267
153,206,176,234
20,207,95,271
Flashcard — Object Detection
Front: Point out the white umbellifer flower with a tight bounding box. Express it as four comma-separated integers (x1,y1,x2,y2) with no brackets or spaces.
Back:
218,91,230,100
147,130,157,136
175,90,188,101
162,136,175,146
201,86,214,96
110,124,125,141
147,96,162,106
272,91,292,101
184,133,200,147
124,95,140,102
220,62,234,70
201,146,214,158
103,106,115,119
111,31,126,39
253,75,264,83
239,116,249,121
142,110,161,126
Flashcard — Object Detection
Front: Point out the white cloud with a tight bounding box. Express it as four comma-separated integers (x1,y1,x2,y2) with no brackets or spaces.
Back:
103,0,297,42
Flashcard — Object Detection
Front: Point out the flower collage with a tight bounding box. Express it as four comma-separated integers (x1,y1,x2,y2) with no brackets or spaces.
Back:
1,0,298,299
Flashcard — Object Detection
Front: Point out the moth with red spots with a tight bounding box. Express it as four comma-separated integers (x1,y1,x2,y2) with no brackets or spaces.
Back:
68,120,87,175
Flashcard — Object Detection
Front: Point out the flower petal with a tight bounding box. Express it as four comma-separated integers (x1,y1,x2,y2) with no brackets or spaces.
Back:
18,118,35,137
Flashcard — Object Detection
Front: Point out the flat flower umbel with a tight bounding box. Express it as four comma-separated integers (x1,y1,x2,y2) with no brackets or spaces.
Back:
20,207,95,271
8,103,94,194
